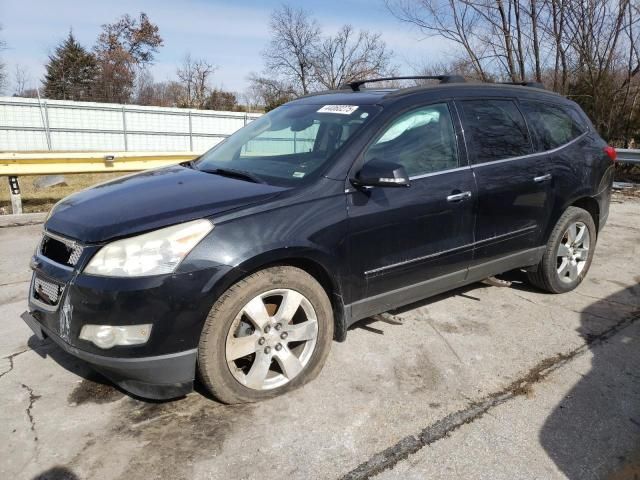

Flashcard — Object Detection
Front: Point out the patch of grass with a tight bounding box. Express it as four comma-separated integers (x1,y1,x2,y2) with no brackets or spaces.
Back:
0,172,129,214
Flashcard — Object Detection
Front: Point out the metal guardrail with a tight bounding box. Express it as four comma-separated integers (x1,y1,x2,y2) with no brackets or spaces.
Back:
0,151,198,176
615,149,640,164
4,148,638,216
1,151,199,215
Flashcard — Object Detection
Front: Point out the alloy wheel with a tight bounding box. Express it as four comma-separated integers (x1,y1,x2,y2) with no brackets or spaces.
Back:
225,289,319,390
556,221,590,283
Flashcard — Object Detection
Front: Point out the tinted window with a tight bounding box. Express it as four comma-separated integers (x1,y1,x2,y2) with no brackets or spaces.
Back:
364,103,458,177
241,121,320,157
520,100,587,151
461,99,532,163
197,104,380,186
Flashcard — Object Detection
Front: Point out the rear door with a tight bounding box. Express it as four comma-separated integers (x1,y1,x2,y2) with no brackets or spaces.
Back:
346,101,476,319
518,99,592,229
458,98,553,266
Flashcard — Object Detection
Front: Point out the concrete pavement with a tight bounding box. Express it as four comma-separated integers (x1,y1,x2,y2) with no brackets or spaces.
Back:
0,196,638,480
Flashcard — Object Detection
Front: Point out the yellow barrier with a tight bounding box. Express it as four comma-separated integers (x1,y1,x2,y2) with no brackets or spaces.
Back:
1,151,201,214
0,151,199,176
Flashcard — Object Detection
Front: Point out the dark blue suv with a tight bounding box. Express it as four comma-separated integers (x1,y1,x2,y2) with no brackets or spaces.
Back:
23,76,616,403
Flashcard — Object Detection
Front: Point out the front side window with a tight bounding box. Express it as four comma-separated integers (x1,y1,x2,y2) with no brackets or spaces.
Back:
460,99,532,164
197,103,380,186
364,103,458,177
519,100,587,151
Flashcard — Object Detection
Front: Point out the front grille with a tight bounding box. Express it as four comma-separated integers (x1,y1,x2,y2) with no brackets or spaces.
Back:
40,233,83,267
33,276,64,307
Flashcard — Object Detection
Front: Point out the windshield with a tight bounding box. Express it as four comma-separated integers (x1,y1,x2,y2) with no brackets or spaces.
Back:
195,103,380,186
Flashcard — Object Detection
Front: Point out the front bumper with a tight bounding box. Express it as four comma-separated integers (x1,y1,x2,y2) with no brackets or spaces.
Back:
22,311,196,399
26,243,234,400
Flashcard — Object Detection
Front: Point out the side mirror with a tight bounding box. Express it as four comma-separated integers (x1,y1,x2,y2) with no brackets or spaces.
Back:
352,160,410,188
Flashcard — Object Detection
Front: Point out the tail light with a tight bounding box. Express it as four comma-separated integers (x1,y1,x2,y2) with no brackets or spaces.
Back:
604,146,617,162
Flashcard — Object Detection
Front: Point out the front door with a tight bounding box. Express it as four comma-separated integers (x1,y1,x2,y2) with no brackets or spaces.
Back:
346,102,476,320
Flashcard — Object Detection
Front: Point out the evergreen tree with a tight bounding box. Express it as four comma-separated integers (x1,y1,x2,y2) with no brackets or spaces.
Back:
43,32,98,101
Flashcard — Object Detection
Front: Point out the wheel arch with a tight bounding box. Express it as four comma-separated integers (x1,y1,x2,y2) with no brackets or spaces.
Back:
545,193,601,245
570,196,600,234
216,248,348,342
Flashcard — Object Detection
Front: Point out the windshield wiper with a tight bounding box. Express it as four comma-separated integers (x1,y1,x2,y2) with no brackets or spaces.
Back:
200,167,265,184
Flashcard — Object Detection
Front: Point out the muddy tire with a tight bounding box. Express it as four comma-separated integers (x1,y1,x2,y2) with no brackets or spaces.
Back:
197,266,333,404
526,206,597,293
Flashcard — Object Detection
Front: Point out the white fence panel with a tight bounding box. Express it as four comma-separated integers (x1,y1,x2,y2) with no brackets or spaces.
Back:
0,96,262,153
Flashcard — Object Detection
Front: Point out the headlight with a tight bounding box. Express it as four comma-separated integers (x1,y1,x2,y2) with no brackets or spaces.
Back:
84,219,213,277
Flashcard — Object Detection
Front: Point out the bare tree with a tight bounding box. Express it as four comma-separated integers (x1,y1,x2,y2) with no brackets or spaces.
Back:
176,54,216,108
264,5,321,95
0,26,6,93
386,0,490,80
13,64,30,96
387,0,640,143
414,57,490,82
312,25,394,89
247,73,296,111
241,81,265,112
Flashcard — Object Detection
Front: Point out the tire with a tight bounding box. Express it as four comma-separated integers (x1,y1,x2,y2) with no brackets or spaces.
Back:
197,266,334,404
526,206,597,293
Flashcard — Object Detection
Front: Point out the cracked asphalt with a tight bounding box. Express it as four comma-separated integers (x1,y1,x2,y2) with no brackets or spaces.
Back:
1,196,639,480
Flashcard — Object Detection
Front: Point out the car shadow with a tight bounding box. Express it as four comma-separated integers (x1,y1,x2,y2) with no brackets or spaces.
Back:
348,281,492,335
26,335,182,405
32,466,80,480
539,283,640,478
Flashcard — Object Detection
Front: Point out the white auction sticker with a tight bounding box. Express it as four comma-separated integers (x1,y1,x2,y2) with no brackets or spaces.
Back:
317,105,359,115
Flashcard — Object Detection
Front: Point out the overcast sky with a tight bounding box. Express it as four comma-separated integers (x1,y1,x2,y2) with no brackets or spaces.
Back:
0,0,452,95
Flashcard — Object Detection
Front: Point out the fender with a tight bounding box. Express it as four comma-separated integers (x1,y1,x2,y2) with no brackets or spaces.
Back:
204,246,349,342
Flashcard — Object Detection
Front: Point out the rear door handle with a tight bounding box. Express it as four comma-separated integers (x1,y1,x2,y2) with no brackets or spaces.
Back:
446,191,472,202
533,173,552,183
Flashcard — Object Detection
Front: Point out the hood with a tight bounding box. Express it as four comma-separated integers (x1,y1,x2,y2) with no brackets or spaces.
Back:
46,165,287,243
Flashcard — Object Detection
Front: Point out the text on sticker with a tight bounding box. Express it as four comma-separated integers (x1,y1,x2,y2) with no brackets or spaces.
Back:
317,105,359,115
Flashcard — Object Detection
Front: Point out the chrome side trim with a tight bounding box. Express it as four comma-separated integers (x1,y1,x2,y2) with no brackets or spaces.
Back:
344,166,472,193
409,165,471,181
38,230,84,269
43,230,79,248
345,129,588,194
474,225,537,246
364,224,537,276
471,131,589,168
365,243,473,277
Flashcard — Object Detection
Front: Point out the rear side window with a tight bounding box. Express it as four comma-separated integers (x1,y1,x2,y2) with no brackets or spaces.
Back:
519,100,587,151
460,99,532,164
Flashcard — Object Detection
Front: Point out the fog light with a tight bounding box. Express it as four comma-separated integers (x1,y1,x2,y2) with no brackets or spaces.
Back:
79,324,152,349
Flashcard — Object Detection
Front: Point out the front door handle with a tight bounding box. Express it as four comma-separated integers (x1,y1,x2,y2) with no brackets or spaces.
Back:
533,173,552,183
446,191,472,202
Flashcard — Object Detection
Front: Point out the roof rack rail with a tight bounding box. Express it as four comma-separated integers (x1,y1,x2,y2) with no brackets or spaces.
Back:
342,75,466,92
500,81,545,89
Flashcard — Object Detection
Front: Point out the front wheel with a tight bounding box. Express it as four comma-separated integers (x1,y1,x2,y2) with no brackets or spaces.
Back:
197,266,334,404
526,206,597,293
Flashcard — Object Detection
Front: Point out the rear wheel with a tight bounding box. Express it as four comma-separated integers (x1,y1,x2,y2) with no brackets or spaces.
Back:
197,266,333,404
526,206,596,293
